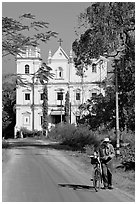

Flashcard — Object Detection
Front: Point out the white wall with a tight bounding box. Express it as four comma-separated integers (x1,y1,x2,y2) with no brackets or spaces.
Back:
15,46,108,135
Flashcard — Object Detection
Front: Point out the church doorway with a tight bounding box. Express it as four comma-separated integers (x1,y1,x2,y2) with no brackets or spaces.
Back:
51,115,65,124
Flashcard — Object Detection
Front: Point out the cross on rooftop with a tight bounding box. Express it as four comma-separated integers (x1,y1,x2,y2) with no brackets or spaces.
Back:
58,38,63,46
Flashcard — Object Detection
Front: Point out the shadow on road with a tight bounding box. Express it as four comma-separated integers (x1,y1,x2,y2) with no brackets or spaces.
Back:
58,183,95,192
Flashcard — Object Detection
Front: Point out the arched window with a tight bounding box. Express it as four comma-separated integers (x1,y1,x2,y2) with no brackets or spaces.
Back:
58,67,63,78
75,89,81,101
76,92,80,100
22,112,31,125
92,63,97,73
25,64,29,74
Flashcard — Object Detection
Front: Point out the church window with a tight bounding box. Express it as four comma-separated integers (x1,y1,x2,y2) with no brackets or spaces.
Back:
24,116,30,125
59,71,62,78
92,63,97,73
40,93,44,100
41,116,43,125
25,93,30,100
57,92,63,100
58,67,63,78
76,92,80,100
25,64,29,74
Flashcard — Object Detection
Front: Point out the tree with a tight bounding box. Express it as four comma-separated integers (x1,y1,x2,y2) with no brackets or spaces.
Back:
2,75,16,138
72,2,135,85
73,2,135,68
65,91,70,123
72,2,135,131
35,63,54,136
42,85,48,136
2,13,58,57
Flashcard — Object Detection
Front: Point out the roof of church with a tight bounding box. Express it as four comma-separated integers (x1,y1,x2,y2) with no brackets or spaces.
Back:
51,46,69,60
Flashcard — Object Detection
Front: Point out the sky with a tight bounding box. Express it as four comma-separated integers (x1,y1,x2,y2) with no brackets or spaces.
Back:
2,1,92,74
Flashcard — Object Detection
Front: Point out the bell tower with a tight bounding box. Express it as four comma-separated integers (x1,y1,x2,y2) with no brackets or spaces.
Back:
15,47,42,137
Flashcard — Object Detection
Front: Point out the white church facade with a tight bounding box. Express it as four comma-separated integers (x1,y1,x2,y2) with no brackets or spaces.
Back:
15,45,108,135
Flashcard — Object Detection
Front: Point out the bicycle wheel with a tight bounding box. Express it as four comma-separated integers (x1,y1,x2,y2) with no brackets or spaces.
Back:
93,169,101,192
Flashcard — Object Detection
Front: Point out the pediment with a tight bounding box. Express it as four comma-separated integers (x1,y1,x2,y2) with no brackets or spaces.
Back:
22,111,31,115
54,88,64,92
73,88,81,92
52,46,69,60
22,88,31,92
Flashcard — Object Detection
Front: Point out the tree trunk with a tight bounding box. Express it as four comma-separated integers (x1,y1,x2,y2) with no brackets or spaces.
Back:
42,84,48,137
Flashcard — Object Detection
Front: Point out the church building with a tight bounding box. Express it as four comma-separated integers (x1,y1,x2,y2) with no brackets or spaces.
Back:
15,43,108,136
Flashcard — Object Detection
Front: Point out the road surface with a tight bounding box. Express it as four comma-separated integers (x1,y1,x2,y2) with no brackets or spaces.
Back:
2,139,134,202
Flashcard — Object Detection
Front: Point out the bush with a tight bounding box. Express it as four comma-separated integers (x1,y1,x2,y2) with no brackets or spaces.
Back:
2,140,9,148
2,120,15,139
48,123,135,170
47,123,76,142
20,127,42,138
48,123,100,151
63,125,98,149
120,131,135,170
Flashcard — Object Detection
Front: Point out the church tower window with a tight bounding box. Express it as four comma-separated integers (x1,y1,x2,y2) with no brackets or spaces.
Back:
24,116,30,125
41,116,43,125
76,92,80,100
25,93,30,100
92,63,97,73
57,92,63,100
58,67,63,78
25,64,29,74
40,93,44,100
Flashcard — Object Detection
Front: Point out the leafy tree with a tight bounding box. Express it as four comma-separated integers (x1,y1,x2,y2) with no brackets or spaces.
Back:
65,91,70,123
73,2,135,131
78,87,115,130
2,13,58,57
73,2,135,69
2,75,16,138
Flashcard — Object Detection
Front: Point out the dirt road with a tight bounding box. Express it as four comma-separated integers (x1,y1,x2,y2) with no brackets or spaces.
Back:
2,139,134,202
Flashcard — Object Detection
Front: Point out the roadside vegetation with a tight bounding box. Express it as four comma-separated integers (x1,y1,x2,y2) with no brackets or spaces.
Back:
47,123,135,170
47,122,135,195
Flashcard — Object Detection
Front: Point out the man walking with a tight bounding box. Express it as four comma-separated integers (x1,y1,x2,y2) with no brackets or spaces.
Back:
99,137,115,189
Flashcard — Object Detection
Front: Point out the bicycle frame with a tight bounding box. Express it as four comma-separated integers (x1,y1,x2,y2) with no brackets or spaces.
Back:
90,155,102,192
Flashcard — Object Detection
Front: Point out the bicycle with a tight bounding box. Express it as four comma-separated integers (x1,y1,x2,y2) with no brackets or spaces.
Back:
90,155,102,192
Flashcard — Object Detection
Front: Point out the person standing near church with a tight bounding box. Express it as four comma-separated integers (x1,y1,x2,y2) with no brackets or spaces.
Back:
98,137,115,189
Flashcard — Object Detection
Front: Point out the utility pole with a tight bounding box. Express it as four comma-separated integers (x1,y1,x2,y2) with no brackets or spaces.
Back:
70,102,71,123
81,73,84,104
99,61,102,94
105,51,121,156
81,62,85,105
115,61,120,156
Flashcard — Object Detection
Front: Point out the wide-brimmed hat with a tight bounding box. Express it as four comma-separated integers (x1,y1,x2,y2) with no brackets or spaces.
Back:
103,137,110,143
